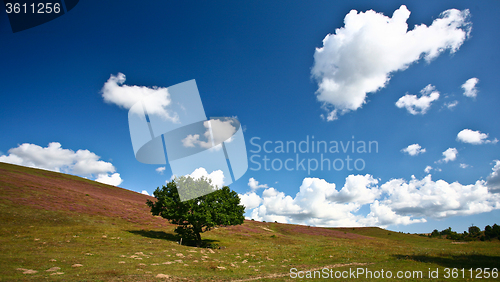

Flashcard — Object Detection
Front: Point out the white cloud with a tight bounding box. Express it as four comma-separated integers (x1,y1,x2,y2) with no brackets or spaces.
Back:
460,163,469,169
71,149,116,175
364,200,426,226
101,73,179,122
187,167,225,189
444,100,459,109
327,174,380,205
0,142,122,185
95,173,123,186
425,166,442,173
401,144,426,156
156,166,166,174
457,129,497,145
239,191,262,211
245,161,500,228
379,175,499,219
181,134,200,148
0,142,87,172
208,119,238,145
247,175,382,227
440,148,458,163
248,177,268,191
260,187,302,216
396,84,440,115
424,166,433,173
487,160,500,193
181,119,237,149
311,5,471,120
141,190,150,196
461,77,479,98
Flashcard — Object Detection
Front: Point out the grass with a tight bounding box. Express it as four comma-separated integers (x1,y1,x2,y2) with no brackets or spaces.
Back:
1,162,499,281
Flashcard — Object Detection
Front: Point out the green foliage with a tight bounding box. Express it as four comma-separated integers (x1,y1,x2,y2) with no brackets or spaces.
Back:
429,223,499,241
484,224,500,240
430,229,440,238
440,227,453,236
205,242,220,249
468,225,481,236
175,175,216,202
146,176,245,246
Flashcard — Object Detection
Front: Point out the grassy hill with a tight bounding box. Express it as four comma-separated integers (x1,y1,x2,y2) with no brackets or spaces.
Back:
1,162,499,281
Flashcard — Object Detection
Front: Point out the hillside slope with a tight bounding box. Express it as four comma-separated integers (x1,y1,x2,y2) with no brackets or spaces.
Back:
0,162,168,227
1,162,499,281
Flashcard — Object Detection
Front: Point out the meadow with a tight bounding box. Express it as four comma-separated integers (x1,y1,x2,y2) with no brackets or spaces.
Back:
0,162,498,281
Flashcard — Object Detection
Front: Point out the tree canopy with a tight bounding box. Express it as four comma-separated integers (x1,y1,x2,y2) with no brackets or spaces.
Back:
146,176,245,247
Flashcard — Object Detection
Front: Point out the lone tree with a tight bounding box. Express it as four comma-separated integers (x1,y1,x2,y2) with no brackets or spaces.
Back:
146,176,245,247
468,225,481,236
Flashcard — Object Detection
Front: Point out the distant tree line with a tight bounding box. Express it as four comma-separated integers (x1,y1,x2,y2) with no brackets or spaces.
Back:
428,224,500,241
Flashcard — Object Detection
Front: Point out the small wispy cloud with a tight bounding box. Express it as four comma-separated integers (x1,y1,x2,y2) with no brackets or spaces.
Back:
401,144,426,156
439,148,458,163
461,77,479,98
444,100,459,109
396,84,440,115
248,177,269,191
457,129,498,145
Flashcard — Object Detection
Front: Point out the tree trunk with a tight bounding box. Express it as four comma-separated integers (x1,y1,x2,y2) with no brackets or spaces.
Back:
195,232,202,247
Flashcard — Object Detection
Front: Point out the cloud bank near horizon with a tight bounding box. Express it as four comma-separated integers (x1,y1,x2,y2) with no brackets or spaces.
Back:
239,162,500,228
0,142,123,186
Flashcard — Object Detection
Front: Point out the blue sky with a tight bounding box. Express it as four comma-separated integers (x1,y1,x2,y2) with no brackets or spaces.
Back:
1,0,499,233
